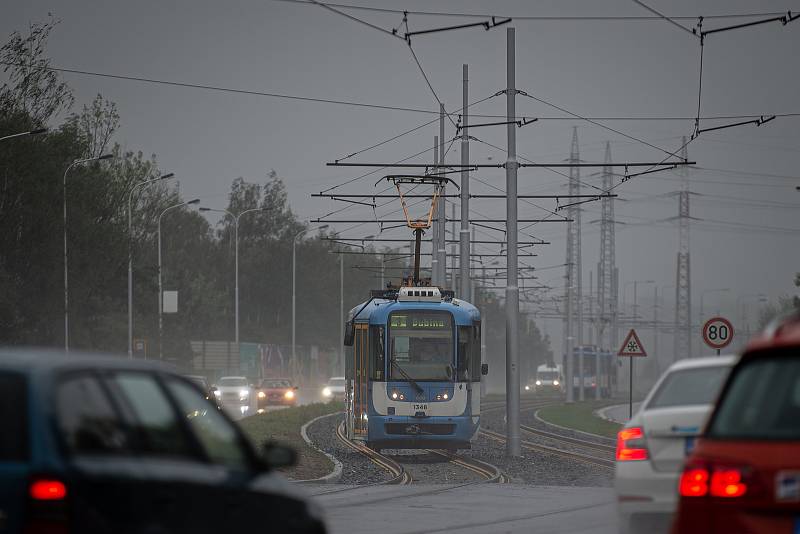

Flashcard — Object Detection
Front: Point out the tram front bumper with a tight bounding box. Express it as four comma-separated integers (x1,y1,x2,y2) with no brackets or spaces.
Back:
367,414,477,449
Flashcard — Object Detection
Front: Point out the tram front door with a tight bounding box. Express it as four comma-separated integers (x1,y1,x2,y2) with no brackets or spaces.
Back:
351,322,369,438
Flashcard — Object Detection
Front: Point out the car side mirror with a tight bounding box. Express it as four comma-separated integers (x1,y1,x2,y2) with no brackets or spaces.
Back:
445,365,453,379
262,441,297,469
481,363,489,376
294,386,299,390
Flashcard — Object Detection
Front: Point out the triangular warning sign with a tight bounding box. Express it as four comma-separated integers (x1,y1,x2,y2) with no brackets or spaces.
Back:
618,329,647,357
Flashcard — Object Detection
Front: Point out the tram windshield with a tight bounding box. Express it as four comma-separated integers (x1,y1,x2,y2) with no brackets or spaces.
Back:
388,312,453,381
538,371,559,380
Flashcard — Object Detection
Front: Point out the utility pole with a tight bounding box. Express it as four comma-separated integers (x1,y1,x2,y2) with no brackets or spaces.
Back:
432,136,440,285
653,285,660,377
450,202,457,291
675,137,692,361
459,64,471,301
340,253,344,373
505,27,521,458
438,104,447,287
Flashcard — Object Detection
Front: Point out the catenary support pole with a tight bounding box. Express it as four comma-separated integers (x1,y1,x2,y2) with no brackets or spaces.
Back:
460,64,471,301
340,253,344,373
432,136,439,285
505,27,521,458
438,103,447,287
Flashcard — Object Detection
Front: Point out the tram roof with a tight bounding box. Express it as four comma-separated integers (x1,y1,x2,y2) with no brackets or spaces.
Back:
349,297,480,325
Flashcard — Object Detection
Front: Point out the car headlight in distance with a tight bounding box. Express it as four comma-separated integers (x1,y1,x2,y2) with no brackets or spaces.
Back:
213,390,221,397
553,380,560,386
322,387,332,397
525,385,530,391
257,391,266,399
284,390,295,400
535,380,542,386
239,389,249,397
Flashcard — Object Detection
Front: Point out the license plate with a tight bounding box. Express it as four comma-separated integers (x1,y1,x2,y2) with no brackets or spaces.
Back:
777,471,800,502
684,436,696,456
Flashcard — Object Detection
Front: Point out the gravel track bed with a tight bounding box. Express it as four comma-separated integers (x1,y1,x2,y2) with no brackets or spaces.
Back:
305,412,389,485
475,406,613,487
306,404,613,487
384,450,481,484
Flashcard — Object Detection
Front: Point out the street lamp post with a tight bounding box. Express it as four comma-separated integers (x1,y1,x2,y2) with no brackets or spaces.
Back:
0,127,47,142
63,153,113,352
292,224,328,378
128,173,175,358
200,206,270,348
158,198,200,359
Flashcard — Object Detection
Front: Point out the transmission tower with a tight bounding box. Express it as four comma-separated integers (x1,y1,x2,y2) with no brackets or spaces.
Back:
563,127,583,402
674,137,692,361
597,142,617,396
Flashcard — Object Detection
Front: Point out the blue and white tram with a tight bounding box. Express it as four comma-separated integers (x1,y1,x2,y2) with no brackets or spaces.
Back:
344,286,486,451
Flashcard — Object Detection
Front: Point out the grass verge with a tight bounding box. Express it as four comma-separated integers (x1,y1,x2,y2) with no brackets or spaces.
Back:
239,402,343,480
536,401,622,439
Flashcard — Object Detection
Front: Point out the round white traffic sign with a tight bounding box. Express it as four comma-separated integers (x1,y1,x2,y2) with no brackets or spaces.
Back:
702,317,734,350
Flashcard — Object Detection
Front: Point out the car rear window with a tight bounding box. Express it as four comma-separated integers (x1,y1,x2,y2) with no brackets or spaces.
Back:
646,365,729,409
708,354,800,440
0,372,28,462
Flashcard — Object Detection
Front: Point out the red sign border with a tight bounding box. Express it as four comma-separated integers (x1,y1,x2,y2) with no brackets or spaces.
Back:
618,328,647,357
702,316,734,349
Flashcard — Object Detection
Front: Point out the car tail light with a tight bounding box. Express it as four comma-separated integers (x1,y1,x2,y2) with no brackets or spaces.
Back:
616,427,648,461
710,469,747,497
25,478,69,534
679,468,709,497
29,480,67,501
679,463,749,498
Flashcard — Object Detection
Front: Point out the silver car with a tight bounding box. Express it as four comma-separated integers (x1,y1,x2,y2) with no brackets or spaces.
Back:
614,355,736,534
214,376,253,415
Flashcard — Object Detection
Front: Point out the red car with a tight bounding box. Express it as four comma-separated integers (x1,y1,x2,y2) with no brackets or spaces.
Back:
672,312,800,533
257,378,298,409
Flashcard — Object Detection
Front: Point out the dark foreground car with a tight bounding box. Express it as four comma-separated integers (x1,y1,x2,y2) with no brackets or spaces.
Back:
671,313,800,533
0,349,326,534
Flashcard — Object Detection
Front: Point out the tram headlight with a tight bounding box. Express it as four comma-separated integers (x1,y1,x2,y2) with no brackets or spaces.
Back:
535,380,542,386
435,392,450,401
390,391,405,401
553,380,560,386
525,385,530,391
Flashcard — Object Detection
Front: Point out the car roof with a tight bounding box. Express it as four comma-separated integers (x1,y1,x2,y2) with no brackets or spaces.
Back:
329,376,345,380
0,347,172,374
219,375,247,379
666,355,737,371
744,312,800,353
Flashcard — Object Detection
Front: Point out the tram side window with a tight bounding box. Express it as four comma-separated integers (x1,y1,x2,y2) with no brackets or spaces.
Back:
470,323,482,382
457,323,482,382
370,325,385,380
457,326,471,381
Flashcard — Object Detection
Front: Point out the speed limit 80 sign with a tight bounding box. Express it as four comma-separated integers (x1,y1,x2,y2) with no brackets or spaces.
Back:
702,316,734,350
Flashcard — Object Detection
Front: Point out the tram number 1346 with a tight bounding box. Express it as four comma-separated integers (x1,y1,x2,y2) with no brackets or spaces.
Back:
413,404,428,410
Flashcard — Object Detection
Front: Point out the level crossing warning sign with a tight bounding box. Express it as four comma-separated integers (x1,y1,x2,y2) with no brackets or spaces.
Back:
618,329,647,357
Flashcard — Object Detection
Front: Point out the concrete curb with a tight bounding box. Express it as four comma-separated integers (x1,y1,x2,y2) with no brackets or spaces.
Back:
293,411,343,485
595,403,640,425
533,408,616,443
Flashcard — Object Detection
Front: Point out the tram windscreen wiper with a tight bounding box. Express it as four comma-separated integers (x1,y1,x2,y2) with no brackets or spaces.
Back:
390,357,424,394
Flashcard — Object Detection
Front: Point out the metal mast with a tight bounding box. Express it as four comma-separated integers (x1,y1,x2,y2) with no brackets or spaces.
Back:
438,104,447,286
432,136,440,285
459,64,471,301
597,141,616,399
505,27,521,457
564,127,582,402
675,137,692,361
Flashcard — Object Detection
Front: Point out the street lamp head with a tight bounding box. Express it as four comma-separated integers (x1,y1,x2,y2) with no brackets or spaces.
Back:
30,127,48,135
186,198,200,205
160,172,175,180
318,224,329,230
97,154,114,161
198,207,212,212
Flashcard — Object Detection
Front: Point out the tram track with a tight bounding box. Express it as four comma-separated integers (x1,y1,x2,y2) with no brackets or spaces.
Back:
335,420,412,485
481,427,616,470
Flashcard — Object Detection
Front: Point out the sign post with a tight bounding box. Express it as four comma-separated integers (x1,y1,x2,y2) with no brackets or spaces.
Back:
618,329,647,419
702,317,734,355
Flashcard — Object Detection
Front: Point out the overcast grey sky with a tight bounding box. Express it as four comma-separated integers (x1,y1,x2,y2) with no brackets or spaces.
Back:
3,0,799,356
